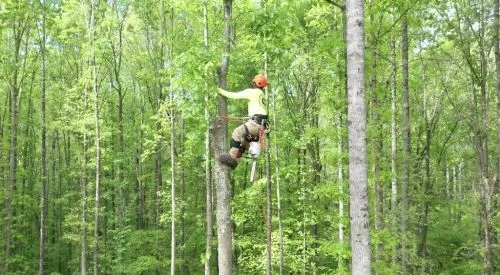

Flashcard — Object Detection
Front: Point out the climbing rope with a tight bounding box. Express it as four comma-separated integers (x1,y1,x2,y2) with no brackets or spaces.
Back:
217,115,250,123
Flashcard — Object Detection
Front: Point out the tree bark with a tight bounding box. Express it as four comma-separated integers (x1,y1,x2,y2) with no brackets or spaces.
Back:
337,123,345,274
390,28,398,266
39,0,48,273
203,1,214,274
263,28,272,275
401,14,410,275
212,1,233,274
81,81,89,275
167,4,176,275
4,5,29,272
89,0,101,273
346,0,371,273
368,8,383,263
272,90,284,275
418,73,431,259
109,0,128,231
494,0,500,255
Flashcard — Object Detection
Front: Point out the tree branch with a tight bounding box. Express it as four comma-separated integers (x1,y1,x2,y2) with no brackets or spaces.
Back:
324,0,345,11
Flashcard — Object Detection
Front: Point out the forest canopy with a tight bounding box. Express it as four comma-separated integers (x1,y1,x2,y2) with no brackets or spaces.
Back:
0,0,498,274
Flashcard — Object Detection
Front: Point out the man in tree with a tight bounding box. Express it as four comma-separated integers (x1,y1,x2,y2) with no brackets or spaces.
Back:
218,74,269,169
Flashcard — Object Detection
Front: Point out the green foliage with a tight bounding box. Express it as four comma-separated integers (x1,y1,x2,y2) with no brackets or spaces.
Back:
0,0,498,274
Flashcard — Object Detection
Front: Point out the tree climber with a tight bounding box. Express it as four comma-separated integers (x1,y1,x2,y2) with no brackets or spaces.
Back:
217,74,269,169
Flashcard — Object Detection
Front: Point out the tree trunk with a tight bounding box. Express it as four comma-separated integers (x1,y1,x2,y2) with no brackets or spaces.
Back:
368,9,383,263
337,123,345,274
135,88,146,229
81,85,89,275
418,62,431,260
212,0,233,274
346,0,371,273
494,0,500,257
263,40,272,275
89,0,101,273
5,11,27,273
401,14,410,275
109,0,127,232
272,90,284,275
39,0,48,273
203,1,214,274
167,4,176,275
390,29,398,265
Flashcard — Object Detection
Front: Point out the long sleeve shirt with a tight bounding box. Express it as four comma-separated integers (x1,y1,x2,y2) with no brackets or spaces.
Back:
218,88,267,116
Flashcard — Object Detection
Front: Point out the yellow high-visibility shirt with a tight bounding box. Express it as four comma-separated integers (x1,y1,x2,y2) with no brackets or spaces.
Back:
218,88,267,116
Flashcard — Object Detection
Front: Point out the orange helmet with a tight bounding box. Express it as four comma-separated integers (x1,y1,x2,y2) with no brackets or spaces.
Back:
252,74,268,88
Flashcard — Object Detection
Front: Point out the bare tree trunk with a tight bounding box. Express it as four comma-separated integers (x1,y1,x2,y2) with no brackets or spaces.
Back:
263,26,273,274
401,14,410,275
179,112,186,275
337,124,345,274
272,90,284,275
203,2,213,274
300,149,306,275
494,0,500,252
167,4,176,275
4,12,28,273
346,0,371,273
109,0,128,232
212,0,233,274
368,8,383,263
39,0,48,273
478,2,492,272
89,1,101,273
418,73,430,259
135,86,146,229
390,30,398,266
81,85,89,275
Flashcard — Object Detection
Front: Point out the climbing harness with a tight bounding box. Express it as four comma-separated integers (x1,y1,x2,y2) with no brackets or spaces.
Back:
217,115,269,181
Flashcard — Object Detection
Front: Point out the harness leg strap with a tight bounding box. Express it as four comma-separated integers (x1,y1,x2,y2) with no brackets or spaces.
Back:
230,139,245,158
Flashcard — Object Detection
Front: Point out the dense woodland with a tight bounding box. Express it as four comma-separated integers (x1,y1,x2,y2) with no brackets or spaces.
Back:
0,0,498,274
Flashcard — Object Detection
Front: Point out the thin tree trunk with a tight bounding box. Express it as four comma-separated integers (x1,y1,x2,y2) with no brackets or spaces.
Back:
38,0,47,275
494,0,500,259
300,149,306,275
369,9,383,263
38,0,48,273
203,1,213,274
109,0,127,232
81,88,89,275
212,0,233,274
418,79,431,259
272,90,284,275
478,1,492,272
346,0,371,273
337,123,345,275
90,0,101,273
179,113,186,275
263,29,273,275
0,94,6,219
401,14,410,275
390,30,398,265
169,7,177,275
167,4,176,275
135,86,146,229
4,12,26,273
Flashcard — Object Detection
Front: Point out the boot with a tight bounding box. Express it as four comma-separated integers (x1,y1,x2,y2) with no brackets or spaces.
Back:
218,147,240,170
218,153,238,169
